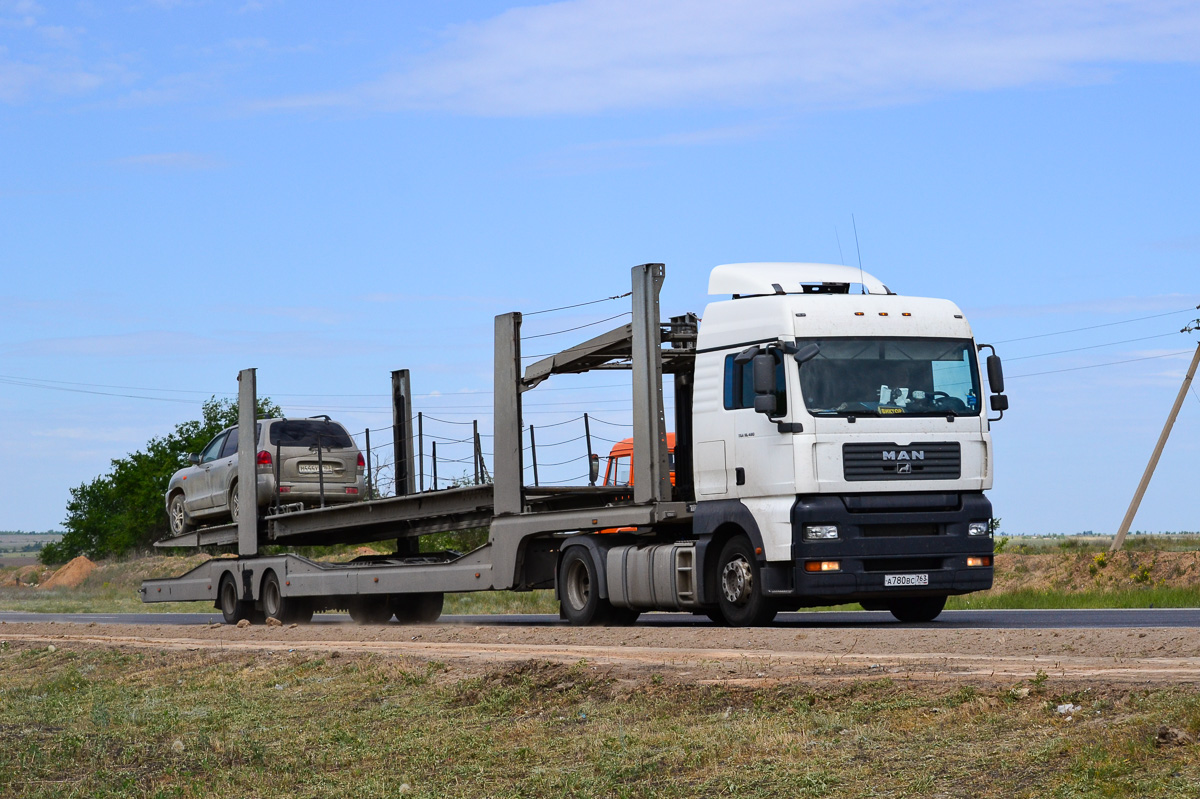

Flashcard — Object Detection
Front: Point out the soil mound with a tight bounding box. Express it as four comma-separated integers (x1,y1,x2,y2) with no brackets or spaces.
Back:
40,556,97,589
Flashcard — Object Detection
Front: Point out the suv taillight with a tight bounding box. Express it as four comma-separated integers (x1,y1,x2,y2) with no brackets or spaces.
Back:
357,452,365,468
256,450,272,466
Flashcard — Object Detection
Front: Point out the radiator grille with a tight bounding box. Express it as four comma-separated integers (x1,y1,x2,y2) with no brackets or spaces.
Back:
843,442,961,482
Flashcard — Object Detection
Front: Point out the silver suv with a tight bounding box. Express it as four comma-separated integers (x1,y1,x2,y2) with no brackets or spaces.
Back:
166,417,366,535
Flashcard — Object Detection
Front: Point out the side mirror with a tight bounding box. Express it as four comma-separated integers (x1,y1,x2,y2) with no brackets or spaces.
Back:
793,342,820,365
588,453,600,486
187,453,200,465
752,353,775,394
986,354,1005,393
752,353,779,416
990,394,1009,412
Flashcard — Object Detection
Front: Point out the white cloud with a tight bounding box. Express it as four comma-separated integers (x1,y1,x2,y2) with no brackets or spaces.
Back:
261,0,1200,116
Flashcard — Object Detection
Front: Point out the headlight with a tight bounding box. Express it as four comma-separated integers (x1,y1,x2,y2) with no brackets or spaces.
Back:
805,524,839,540
968,522,989,536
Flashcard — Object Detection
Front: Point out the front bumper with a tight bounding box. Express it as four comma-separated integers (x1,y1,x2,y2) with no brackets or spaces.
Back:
759,492,994,603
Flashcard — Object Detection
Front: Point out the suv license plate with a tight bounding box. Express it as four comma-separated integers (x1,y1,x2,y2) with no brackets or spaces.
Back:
884,574,929,587
298,464,336,474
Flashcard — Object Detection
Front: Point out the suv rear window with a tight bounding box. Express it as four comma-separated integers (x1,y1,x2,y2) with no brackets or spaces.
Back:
269,420,354,449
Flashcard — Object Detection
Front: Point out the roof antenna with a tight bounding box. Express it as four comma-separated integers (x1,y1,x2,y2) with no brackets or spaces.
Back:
834,227,846,265
851,214,865,294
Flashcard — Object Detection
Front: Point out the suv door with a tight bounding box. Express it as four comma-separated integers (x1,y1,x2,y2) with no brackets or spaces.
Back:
209,427,242,513
189,432,228,512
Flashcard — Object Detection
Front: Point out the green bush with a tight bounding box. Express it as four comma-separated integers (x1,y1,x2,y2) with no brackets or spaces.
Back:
42,396,280,564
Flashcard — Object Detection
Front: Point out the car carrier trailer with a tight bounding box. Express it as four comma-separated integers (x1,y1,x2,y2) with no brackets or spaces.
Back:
141,262,1008,626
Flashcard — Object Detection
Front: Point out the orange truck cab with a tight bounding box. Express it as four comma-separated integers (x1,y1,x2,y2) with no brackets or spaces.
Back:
602,433,676,487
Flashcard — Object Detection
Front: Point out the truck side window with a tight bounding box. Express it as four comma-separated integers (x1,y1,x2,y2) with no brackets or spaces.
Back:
723,353,786,414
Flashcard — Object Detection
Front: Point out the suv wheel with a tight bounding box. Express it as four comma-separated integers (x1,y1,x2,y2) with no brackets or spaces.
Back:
168,493,193,536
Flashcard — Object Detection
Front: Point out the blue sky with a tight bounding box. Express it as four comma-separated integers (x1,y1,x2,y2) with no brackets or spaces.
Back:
2,0,1198,535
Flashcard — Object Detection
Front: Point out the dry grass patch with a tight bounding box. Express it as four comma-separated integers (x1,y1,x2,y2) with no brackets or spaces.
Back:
2,643,1200,798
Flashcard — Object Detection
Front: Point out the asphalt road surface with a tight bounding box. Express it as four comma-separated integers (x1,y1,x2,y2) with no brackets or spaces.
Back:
1,608,1197,628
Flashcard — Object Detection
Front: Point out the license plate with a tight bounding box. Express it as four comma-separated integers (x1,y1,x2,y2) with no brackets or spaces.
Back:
884,573,929,587
298,463,336,474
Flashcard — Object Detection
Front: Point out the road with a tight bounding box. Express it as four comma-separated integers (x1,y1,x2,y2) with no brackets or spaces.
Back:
2,608,1197,628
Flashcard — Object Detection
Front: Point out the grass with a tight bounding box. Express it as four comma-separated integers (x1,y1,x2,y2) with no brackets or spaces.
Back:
948,586,1200,610
2,644,1199,798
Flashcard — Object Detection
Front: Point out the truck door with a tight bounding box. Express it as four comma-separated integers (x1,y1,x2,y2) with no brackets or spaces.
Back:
725,352,796,499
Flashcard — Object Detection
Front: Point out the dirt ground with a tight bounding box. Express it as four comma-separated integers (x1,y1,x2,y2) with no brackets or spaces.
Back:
3,619,1199,691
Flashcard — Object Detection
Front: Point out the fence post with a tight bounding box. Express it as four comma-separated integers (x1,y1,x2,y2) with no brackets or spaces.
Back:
473,420,480,485
584,413,594,486
364,428,372,499
529,425,539,487
418,412,425,492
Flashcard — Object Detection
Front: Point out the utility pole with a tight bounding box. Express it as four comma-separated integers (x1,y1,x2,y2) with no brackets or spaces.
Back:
1110,321,1200,552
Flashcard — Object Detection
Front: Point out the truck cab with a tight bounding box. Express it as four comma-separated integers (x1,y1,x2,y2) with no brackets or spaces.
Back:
687,263,1004,624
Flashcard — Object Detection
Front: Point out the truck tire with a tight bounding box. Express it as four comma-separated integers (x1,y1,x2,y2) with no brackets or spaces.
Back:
716,537,777,627
391,593,443,624
218,574,250,625
168,493,193,536
888,595,947,623
558,547,614,626
261,571,313,624
348,597,393,624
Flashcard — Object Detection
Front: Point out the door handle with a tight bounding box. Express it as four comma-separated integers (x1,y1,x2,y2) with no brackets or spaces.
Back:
735,467,746,486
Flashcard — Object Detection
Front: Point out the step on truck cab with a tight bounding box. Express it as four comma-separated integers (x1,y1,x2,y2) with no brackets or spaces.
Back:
141,262,1005,627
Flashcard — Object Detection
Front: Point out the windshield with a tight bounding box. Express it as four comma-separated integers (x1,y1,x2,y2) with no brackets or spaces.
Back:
798,337,981,417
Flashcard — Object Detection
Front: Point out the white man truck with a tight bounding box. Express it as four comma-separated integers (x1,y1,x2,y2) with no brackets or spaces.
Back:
142,262,1007,626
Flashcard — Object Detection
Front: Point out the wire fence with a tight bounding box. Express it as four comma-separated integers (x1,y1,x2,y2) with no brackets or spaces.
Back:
354,410,632,497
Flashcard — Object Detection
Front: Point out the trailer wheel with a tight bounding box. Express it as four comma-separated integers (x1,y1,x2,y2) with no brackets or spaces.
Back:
887,595,946,623
218,574,250,625
261,571,313,624
715,537,777,627
348,597,393,624
558,547,612,626
391,593,443,624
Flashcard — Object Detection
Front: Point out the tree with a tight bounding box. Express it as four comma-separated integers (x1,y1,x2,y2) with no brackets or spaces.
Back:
42,396,282,564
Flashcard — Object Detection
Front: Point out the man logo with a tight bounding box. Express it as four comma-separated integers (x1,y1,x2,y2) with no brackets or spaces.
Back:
896,463,913,474
882,450,925,461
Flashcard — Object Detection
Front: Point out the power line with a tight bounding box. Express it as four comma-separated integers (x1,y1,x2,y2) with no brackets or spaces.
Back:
1007,349,1194,380
524,291,631,316
993,306,1199,345
523,312,631,340
1006,332,1183,361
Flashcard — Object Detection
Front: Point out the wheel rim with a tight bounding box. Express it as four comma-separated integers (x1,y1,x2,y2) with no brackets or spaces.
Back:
230,489,239,522
564,558,590,611
721,556,754,606
170,497,185,534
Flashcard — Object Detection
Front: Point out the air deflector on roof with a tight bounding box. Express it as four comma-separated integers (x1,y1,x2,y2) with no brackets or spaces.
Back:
708,263,892,296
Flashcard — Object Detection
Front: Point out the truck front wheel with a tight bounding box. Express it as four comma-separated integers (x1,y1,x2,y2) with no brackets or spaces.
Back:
716,537,777,627
888,595,947,623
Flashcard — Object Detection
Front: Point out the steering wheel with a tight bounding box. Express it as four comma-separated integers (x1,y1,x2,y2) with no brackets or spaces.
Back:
930,391,967,412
